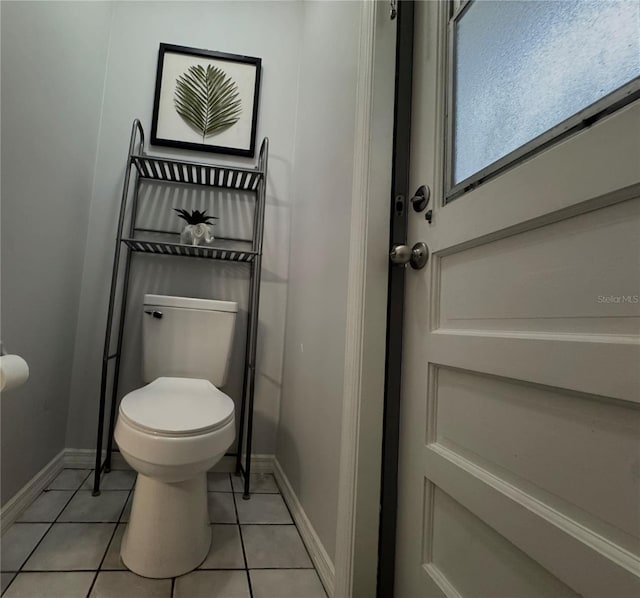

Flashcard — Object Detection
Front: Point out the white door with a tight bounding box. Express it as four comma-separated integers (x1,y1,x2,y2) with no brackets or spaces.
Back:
395,1,640,596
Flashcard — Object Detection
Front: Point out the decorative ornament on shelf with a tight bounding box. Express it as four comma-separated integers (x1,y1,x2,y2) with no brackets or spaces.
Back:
174,209,218,247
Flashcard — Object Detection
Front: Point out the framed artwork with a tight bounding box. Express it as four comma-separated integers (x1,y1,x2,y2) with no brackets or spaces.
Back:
151,43,262,157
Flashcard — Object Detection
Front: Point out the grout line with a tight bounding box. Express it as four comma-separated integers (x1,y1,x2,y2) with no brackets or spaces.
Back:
246,567,317,570
246,568,254,595
209,521,297,529
12,520,124,525
2,468,91,595
2,471,324,596
2,569,114,573
1,568,24,597
195,566,248,571
277,484,317,569
2,470,95,596
238,523,296,528
1,566,308,573
78,489,133,493
84,478,133,597
231,475,253,598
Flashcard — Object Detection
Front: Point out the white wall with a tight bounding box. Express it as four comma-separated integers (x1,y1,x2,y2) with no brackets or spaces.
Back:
0,1,112,504
1,6,371,576
276,1,362,564
65,1,303,454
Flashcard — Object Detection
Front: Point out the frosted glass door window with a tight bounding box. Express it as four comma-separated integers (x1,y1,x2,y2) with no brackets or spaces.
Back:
452,0,640,186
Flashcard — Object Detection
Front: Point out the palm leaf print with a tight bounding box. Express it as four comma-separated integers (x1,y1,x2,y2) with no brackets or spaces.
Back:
174,64,242,142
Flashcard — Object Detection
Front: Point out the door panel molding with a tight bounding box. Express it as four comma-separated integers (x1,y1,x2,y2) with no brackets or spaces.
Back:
425,485,581,598
433,182,640,259
427,334,640,401
425,444,640,596
431,364,639,555
423,563,461,598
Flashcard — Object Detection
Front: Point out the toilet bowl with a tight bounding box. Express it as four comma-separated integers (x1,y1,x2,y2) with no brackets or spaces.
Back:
113,295,238,579
115,377,235,578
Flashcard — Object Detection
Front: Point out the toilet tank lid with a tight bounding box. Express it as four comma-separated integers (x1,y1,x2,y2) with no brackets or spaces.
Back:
144,294,238,313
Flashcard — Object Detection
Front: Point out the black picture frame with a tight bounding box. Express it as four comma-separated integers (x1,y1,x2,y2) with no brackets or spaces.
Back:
150,43,262,157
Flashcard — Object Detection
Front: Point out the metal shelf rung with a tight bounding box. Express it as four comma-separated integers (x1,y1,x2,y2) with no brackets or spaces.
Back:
131,155,262,191
121,238,257,262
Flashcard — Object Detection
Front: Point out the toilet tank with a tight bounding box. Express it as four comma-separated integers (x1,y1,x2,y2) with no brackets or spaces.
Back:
142,294,238,386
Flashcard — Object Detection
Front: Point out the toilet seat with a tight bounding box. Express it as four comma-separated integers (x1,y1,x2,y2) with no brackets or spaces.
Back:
115,377,236,471
119,377,234,437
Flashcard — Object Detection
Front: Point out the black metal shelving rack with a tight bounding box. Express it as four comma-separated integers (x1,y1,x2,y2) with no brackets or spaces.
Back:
92,119,268,499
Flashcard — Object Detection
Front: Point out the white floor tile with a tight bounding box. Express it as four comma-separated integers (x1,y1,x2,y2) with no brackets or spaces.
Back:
208,493,236,524
199,525,245,569
1,572,15,594
83,470,136,491
232,474,278,494
58,491,128,523
47,470,90,491
207,473,232,492
3,572,94,598
235,494,291,524
120,494,132,522
101,524,126,570
23,523,115,571
174,570,250,598
1,524,49,572
89,571,171,598
241,525,312,569
250,569,327,598
16,491,73,523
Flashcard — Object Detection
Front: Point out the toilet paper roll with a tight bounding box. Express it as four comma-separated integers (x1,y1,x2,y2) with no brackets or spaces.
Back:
0,354,29,392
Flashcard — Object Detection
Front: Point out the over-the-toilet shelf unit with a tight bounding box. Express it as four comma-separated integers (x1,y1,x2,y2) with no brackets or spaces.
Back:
93,119,268,499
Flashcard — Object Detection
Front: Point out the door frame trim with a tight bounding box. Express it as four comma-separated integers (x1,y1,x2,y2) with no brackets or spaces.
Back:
377,1,415,596
334,1,397,596
333,0,376,592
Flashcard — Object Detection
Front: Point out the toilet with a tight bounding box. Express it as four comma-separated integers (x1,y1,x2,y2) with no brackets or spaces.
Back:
114,294,237,579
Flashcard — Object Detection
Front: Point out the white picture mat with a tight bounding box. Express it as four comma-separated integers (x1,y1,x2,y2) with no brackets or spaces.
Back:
155,52,257,151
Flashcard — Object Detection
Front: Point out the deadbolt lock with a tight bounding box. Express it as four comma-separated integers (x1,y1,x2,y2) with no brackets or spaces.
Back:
410,185,430,213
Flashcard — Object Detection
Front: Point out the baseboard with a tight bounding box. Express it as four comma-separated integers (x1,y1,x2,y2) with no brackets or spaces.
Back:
1,449,65,533
63,449,274,474
1,449,275,534
274,459,336,597
216,454,274,474
63,448,129,470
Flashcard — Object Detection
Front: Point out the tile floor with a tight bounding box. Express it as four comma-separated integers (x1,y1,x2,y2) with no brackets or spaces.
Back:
1,469,327,598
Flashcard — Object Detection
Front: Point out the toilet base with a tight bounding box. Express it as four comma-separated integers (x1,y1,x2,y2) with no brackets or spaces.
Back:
121,473,210,578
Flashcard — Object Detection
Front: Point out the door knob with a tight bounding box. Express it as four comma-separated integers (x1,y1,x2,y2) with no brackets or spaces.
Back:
389,242,429,270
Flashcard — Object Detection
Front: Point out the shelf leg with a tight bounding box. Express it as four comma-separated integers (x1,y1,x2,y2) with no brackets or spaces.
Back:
92,364,109,496
243,367,256,500
104,249,133,472
236,263,256,476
